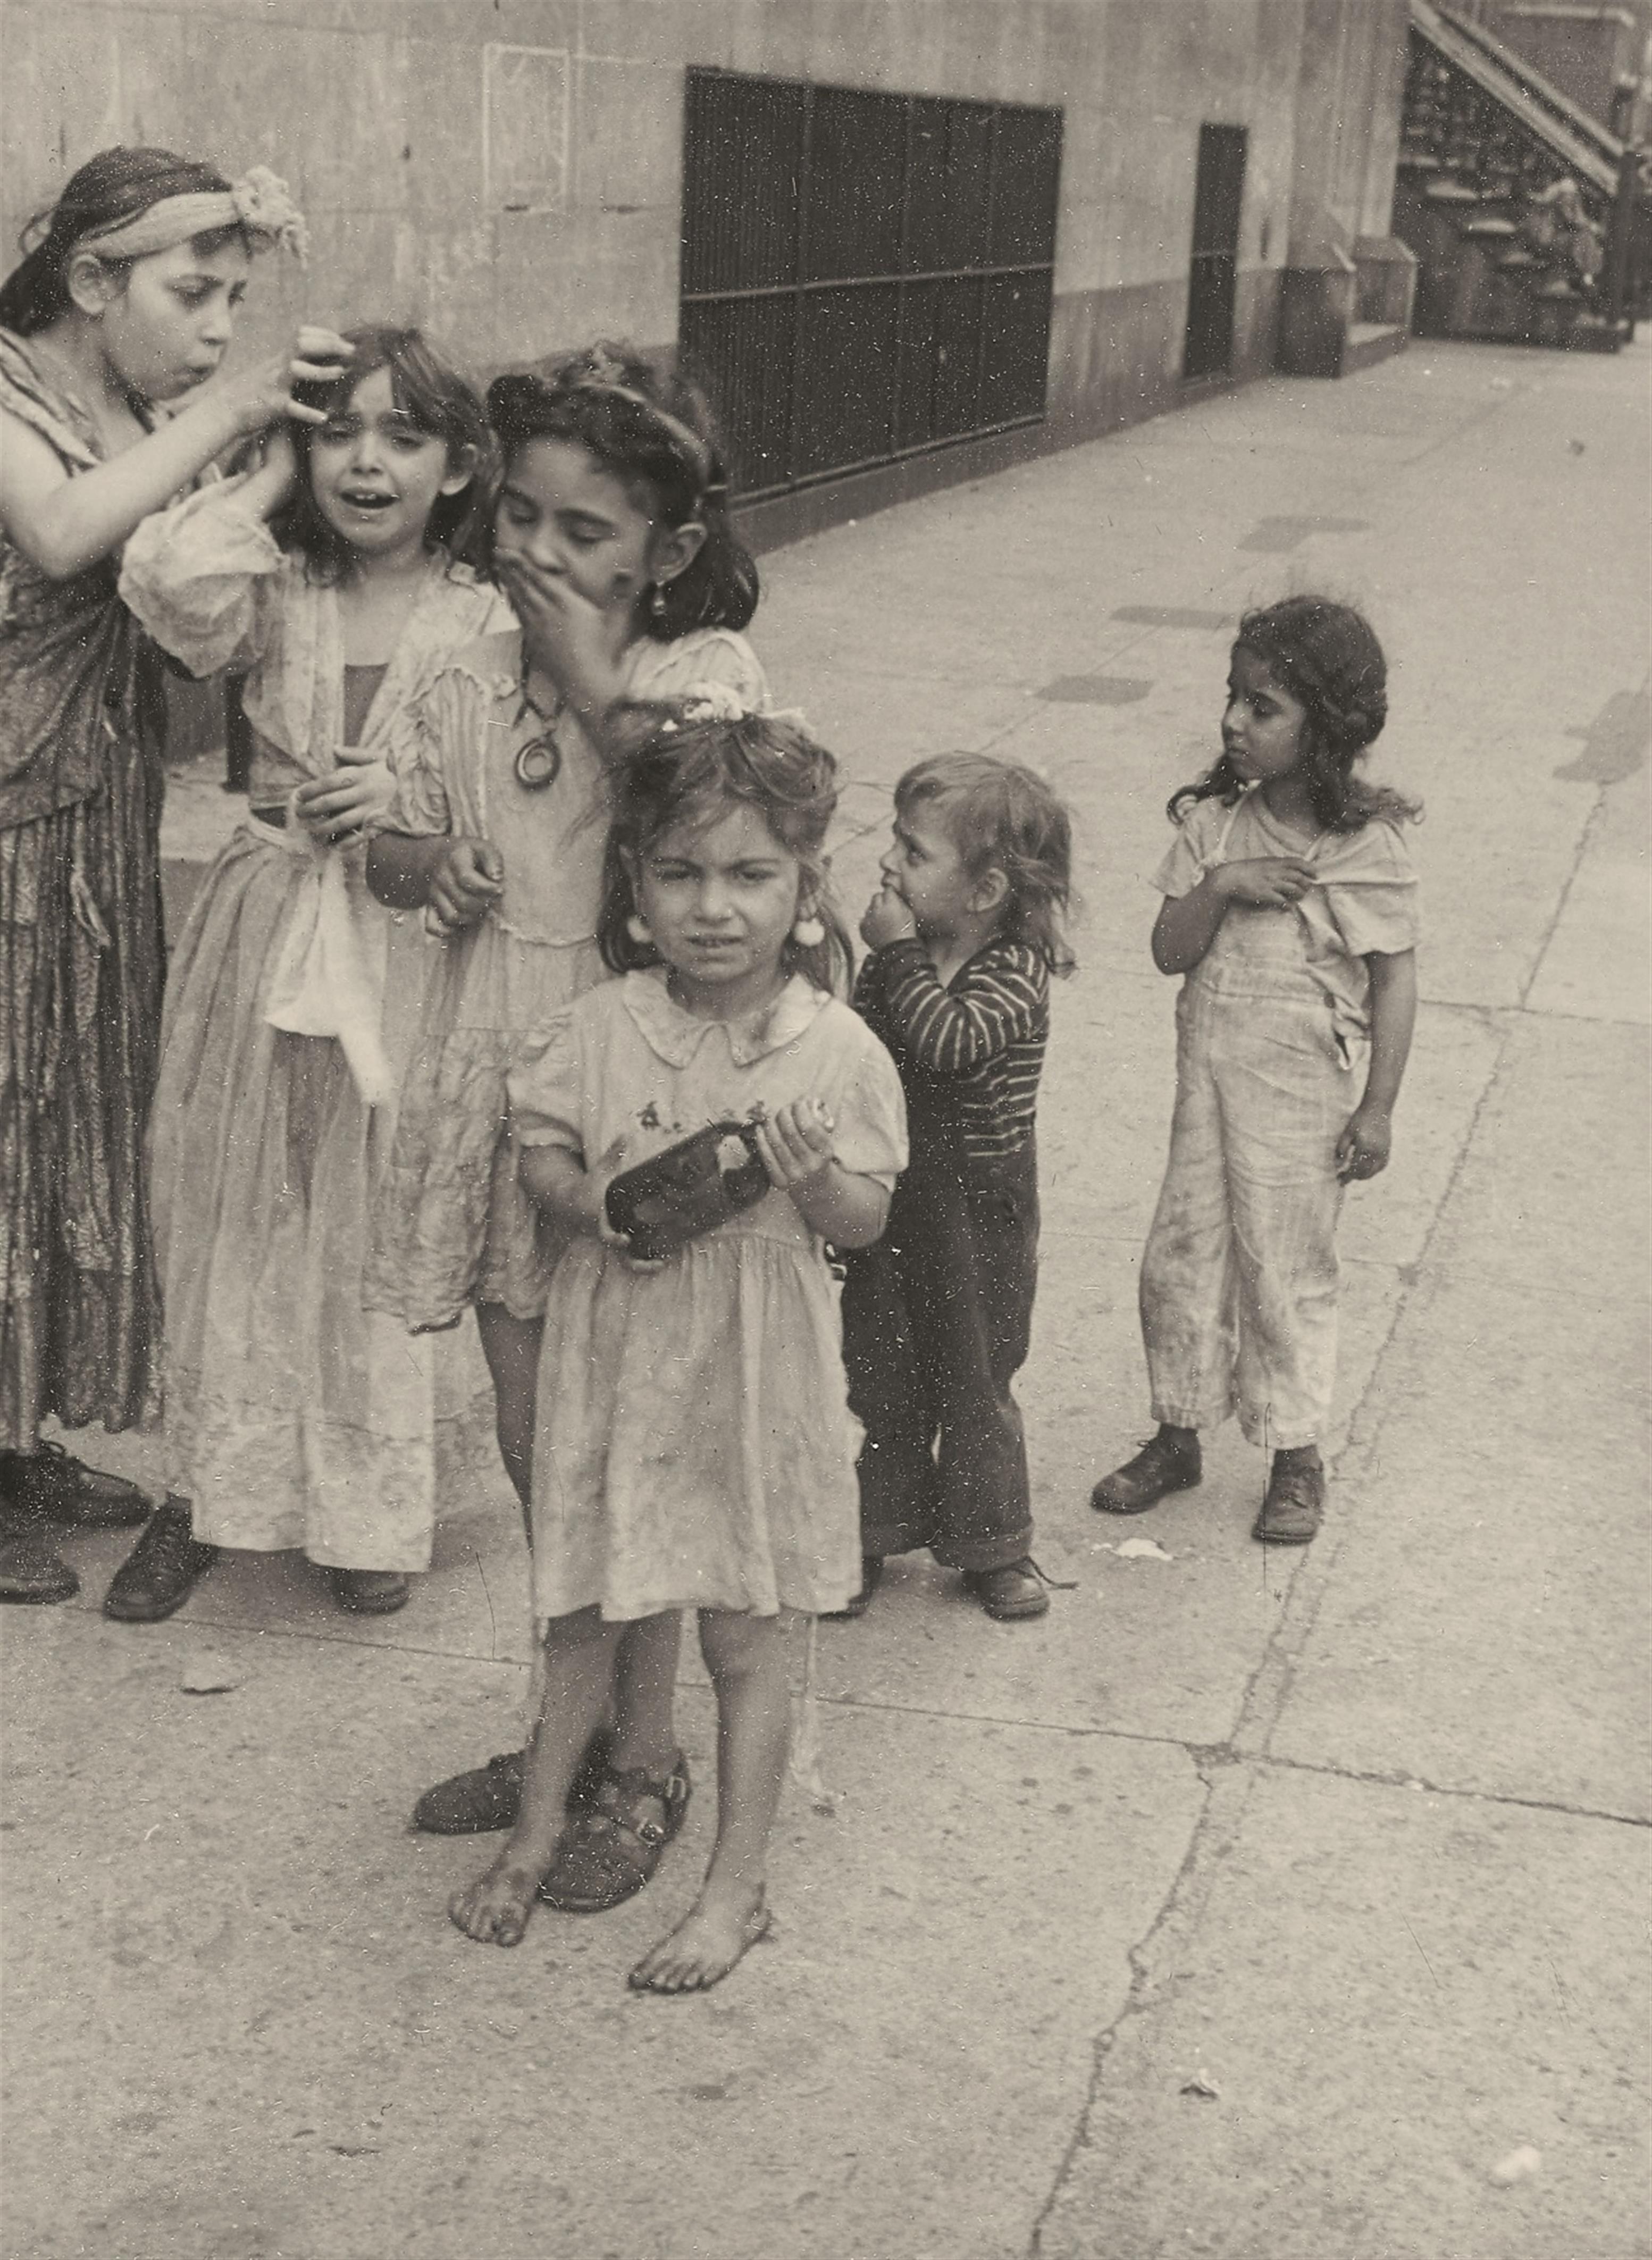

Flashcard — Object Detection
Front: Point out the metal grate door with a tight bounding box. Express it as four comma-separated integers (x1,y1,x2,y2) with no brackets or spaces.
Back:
1184,124,1247,380
680,69,1062,501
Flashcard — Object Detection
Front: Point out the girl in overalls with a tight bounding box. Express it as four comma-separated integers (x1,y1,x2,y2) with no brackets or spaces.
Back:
1092,598,1420,1545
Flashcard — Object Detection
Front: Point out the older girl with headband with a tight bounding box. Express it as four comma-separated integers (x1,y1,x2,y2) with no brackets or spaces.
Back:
0,145,340,1605
367,343,766,1860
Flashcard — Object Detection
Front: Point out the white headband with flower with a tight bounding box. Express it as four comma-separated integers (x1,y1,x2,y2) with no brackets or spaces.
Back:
76,165,309,265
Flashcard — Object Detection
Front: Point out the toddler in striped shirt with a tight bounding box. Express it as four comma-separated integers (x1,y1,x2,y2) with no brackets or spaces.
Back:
835,755,1075,1622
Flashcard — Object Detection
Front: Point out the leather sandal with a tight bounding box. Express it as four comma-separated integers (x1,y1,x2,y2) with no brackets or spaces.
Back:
102,1499,218,1623
1253,1457,1324,1545
411,1731,611,1835
1091,1430,1202,1515
538,1752,692,1913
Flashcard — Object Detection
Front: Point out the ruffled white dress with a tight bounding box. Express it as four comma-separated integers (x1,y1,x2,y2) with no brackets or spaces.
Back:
119,484,511,1567
510,970,909,1622
365,625,768,1333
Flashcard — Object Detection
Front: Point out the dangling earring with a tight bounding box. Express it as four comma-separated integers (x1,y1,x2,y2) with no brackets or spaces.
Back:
649,580,669,621
791,911,825,949
626,913,652,944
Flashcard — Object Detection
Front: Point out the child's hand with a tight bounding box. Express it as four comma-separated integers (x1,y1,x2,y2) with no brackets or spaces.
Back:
292,749,394,846
214,326,355,437
427,838,505,932
497,554,630,696
754,1099,837,1194
1335,1101,1392,1182
860,884,918,950
1213,856,1317,910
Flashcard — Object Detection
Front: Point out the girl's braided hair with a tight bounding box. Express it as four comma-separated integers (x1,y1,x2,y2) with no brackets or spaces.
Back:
1170,596,1421,833
486,342,758,638
598,701,854,997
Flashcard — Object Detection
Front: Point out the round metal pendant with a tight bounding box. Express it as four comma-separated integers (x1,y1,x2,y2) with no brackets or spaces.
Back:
514,734,561,791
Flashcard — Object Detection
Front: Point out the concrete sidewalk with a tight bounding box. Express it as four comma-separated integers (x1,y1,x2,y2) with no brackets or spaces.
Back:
4,339,1648,2260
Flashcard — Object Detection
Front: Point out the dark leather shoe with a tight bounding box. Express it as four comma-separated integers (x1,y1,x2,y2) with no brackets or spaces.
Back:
103,1499,218,1622
963,1559,1051,1621
0,1441,149,1529
0,1526,79,1604
825,1554,884,1620
410,1731,611,1835
1091,1431,1202,1514
1253,1457,1324,1544
325,1567,410,1615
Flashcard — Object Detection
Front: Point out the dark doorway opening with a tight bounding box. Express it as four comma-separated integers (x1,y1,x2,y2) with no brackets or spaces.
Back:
1184,123,1248,379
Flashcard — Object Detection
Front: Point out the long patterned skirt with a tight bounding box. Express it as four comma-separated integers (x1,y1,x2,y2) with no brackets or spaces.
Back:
0,739,165,1452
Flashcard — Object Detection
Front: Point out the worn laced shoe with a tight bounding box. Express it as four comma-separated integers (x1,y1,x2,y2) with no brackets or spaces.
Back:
962,1558,1052,1621
0,1441,150,1528
102,1499,219,1622
1252,1457,1324,1545
1091,1431,1202,1515
538,1753,692,1912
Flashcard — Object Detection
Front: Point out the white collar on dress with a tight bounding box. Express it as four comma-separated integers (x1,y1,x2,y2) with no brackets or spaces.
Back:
620,966,831,1068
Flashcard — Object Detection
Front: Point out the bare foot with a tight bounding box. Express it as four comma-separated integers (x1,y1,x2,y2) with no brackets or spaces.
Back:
448,1855,547,1947
627,1888,772,1994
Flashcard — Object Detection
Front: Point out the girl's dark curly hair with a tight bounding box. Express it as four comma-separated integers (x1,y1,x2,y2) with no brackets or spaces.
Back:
1170,596,1422,834
597,701,852,997
486,342,758,637
895,754,1077,975
1,146,249,337
271,326,495,582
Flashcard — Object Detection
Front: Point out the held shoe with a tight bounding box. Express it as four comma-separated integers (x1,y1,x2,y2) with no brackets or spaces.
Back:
962,1559,1051,1621
1253,1457,1324,1545
102,1499,219,1623
410,1730,612,1836
538,1753,693,1913
1091,1431,1202,1516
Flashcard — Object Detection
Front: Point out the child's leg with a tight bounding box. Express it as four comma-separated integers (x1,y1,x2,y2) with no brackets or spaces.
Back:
474,1302,544,1524
926,1146,1038,1575
606,1612,686,1774
449,1605,624,1946
628,1610,787,1993
1222,1011,1351,1453
840,1231,941,1561
1138,1019,1240,1435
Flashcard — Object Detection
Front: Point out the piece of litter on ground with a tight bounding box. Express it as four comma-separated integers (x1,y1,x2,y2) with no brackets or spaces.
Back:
1489,2146,1541,2185
1180,2070,1220,2099
179,1651,242,1694
1114,1536,1174,1561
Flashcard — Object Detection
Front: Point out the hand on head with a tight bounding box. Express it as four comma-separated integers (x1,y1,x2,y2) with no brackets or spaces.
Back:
217,325,354,439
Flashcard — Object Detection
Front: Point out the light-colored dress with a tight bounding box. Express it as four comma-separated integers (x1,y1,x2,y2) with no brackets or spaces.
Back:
118,483,511,1567
365,626,768,1333
510,970,909,1622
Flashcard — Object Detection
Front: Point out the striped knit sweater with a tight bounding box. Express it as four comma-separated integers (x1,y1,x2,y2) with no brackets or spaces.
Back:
852,936,1050,1165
